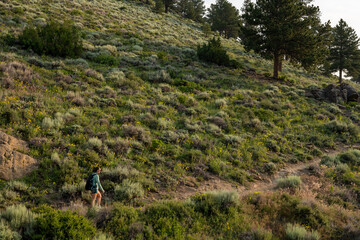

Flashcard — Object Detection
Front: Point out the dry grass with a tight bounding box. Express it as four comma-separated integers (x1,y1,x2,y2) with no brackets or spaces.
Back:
0,61,38,88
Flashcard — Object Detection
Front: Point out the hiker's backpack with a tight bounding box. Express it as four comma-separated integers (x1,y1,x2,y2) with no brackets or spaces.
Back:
85,173,96,190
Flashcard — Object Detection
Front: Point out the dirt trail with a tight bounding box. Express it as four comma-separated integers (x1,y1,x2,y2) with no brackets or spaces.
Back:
159,144,359,201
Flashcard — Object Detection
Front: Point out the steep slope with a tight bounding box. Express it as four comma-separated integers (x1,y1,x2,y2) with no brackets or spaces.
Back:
1,0,360,239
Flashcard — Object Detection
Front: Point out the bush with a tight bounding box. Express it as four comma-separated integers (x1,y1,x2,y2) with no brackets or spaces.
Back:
0,204,38,237
285,223,320,240
105,203,139,239
0,220,21,240
0,61,38,88
197,37,239,68
33,206,96,240
19,20,82,57
146,70,171,83
191,191,239,217
114,179,144,202
61,182,86,199
276,176,302,189
323,120,359,136
144,201,195,239
337,150,360,166
87,137,103,150
102,165,139,182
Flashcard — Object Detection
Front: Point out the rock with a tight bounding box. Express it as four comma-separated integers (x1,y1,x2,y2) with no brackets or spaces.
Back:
322,84,343,103
307,83,360,104
0,131,37,180
341,83,359,102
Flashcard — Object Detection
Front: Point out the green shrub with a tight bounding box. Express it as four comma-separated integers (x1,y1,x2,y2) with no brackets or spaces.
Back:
93,54,118,65
61,182,85,199
0,220,21,240
102,165,139,182
323,120,359,136
337,150,360,166
0,204,38,237
191,191,239,217
105,203,139,239
197,37,239,68
285,223,320,240
19,20,82,57
114,179,144,202
320,155,338,167
144,201,195,239
276,176,302,189
33,206,96,240
87,137,103,150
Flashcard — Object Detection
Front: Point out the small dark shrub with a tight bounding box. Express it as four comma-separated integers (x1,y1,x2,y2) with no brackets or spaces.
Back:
191,191,239,217
19,20,82,58
337,150,360,166
93,54,118,65
197,37,239,68
0,108,20,124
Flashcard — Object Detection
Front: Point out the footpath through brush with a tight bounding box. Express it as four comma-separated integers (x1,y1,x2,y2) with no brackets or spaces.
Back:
150,144,360,201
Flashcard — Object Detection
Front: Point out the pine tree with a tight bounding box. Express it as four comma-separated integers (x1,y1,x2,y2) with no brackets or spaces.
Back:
164,0,176,13
328,19,360,83
154,0,165,13
241,0,330,79
176,0,205,22
207,0,241,39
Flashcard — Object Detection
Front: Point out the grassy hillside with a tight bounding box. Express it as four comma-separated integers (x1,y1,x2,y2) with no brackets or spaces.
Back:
1,0,360,239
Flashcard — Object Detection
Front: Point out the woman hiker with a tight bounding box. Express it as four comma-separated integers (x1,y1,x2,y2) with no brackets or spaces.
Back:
88,167,105,208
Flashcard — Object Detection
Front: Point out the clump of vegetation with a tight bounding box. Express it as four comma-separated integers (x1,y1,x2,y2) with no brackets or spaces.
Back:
285,223,320,240
33,206,96,239
114,179,144,202
197,37,239,68
276,176,302,189
0,61,38,88
19,20,83,57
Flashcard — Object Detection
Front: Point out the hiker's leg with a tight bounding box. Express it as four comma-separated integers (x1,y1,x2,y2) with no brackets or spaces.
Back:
96,192,102,206
91,193,97,208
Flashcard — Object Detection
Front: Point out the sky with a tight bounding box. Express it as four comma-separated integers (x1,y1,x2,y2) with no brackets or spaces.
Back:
204,0,360,37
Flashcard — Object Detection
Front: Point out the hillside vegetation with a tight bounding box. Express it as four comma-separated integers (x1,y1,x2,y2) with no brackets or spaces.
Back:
1,0,360,239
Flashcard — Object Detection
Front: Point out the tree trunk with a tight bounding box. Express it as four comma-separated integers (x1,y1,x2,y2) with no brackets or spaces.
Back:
278,58,283,73
339,68,343,83
273,54,279,79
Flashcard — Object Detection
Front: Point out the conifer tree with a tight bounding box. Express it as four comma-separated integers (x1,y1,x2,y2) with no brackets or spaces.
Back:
164,0,176,13
154,0,165,13
176,0,205,22
207,0,241,39
241,0,330,79
328,19,360,83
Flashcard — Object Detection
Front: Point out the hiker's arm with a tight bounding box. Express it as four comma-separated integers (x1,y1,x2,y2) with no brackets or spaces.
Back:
95,175,104,192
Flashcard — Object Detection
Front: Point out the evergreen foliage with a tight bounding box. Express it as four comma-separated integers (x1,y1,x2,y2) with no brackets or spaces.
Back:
207,0,241,39
19,20,83,58
202,23,212,37
241,0,330,79
176,0,205,22
164,0,176,13
154,0,165,13
197,37,239,68
328,19,360,83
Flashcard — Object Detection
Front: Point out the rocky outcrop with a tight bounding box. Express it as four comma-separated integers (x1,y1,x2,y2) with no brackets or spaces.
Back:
0,131,37,180
306,83,360,104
